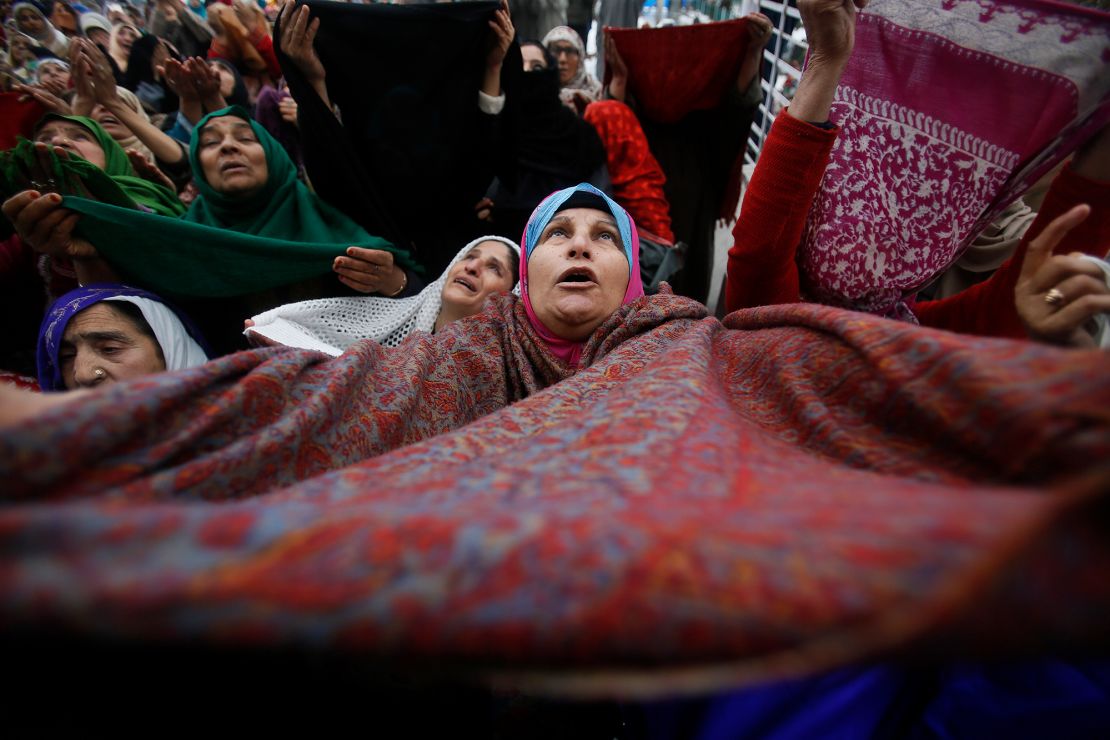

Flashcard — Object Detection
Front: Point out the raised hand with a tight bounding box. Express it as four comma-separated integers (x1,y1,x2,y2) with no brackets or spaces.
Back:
188,58,223,102
14,83,71,115
799,0,868,67
1015,204,1110,348
77,40,120,108
278,94,298,125
789,0,868,122
126,150,177,193
159,57,191,98
69,40,96,115
278,0,326,86
486,0,514,72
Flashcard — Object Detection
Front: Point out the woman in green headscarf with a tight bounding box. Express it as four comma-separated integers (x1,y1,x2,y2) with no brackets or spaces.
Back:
8,113,185,218
2,107,420,300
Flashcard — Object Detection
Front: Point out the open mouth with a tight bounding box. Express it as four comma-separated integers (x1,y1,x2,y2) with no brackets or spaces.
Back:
452,276,478,294
220,161,249,175
556,266,597,287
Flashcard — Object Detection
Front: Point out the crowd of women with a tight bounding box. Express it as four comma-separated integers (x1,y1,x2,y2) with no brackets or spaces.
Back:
1,0,1109,734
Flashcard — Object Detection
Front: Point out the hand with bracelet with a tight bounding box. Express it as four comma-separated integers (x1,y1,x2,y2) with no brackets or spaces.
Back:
333,246,408,296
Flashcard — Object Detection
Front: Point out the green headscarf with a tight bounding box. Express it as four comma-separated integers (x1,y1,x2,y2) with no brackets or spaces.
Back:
57,106,420,298
0,114,185,218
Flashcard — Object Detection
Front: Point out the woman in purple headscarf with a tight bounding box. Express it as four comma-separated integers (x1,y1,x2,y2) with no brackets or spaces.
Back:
36,283,210,391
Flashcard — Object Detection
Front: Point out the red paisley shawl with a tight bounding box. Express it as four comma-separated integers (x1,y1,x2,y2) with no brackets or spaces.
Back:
1,292,1108,696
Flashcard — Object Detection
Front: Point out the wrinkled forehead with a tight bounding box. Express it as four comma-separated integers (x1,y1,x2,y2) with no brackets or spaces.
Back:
35,118,93,138
544,208,617,231
200,115,254,137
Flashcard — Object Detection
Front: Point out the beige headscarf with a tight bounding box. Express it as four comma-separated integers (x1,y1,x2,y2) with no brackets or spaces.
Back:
109,22,140,73
98,87,156,164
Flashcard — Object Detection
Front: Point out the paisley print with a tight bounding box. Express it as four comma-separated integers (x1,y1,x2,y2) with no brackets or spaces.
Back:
1,293,1108,695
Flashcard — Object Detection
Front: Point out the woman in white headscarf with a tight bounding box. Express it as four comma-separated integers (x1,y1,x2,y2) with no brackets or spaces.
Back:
10,1,70,57
247,237,520,354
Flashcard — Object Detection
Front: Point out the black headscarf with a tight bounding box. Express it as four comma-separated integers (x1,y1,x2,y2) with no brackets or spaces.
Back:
123,34,179,115
209,57,251,111
511,67,605,181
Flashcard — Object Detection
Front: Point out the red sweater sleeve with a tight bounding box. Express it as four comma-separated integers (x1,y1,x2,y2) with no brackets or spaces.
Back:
251,31,282,82
725,110,838,313
914,166,1110,338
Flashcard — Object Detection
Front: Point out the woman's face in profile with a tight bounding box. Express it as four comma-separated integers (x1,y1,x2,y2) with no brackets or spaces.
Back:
197,116,269,198
58,303,165,389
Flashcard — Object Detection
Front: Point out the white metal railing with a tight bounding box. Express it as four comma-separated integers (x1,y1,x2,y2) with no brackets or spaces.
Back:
744,0,806,170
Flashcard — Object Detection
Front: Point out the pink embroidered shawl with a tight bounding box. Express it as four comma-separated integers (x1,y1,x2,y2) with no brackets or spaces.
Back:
800,0,1110,317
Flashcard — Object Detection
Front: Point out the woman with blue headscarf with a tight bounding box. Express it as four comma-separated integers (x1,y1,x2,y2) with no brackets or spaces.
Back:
519,182,643,367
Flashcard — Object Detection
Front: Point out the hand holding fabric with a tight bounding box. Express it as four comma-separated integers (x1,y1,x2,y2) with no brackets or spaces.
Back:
333,246,405,295
798,0,867,68
789,0,866,122
482,0,513,97
1015,205,1110,347
2,190,97,261
278,0,325,86
737,12,773,92
604,32,627,103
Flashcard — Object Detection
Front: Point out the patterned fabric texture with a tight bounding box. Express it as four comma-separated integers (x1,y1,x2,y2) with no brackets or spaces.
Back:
2,294,1109,697
800,0,1110,318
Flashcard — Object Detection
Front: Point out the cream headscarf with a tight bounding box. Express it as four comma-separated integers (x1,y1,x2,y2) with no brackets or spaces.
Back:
109,21,140,73
99,87,157,164
542,25,603,109
11,2,70,57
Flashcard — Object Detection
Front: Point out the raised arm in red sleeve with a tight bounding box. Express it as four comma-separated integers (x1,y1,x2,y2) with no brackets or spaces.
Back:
725,109,838,314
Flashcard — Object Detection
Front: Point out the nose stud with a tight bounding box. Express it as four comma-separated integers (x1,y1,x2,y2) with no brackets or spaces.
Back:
93,368,106,380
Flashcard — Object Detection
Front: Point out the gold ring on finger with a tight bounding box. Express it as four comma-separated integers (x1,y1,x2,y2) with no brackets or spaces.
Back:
1044,288,1065,306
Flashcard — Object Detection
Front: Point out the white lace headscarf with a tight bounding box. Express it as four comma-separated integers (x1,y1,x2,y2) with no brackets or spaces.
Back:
247,236,521,355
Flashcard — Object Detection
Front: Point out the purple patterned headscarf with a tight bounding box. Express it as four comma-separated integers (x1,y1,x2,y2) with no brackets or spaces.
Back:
37,284,211,391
